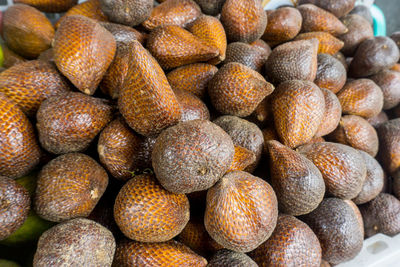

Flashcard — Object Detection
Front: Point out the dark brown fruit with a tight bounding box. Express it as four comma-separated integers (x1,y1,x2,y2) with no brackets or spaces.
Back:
208,249,257,267
391,31,400,52
36,92,113,154
174,88,210,122
371,70,400,110
262,127,278,152
337,79,384,119
0,93,41,178
223,42,269,73
0,60,70,117
272,80,325,148
393,169,400,200
152,120,234,194
265,39,319,84
113,239,207,266
101,22,146,46
99,0,152,26
350,36,400,77
314,87,342,137
1,44,26,68
220,0,267,43
350,5,373,24
314,53,347,94
227,145,256,172
193,0,225,15
367,111,389,128
34,218,115,266
295,32,344,55
298,142,367,199
34,153,108,222
339,14,374,56
37,48,54,63
13,0,78,13
0,176,30,240
250,214,322,267
377,119,400,174
267,141,325,216
298,0,355,18
3,4,54,59
205,171,278,252
248,97,272,127
54,15,116,95
334,51,348,71
250,39,271,53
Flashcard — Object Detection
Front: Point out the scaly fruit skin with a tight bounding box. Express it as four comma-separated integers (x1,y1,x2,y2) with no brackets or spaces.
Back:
13,0,78,13
53,15,116,95
152,120,234,194
1,44,26,68
34,218,116,267
314,53,347,94
339,14,374,56
101,22,146,46
371,70,400,110
295,32,344,55
99,0,152,26
34,153,108,222
208,249,257,267
112,239,208,267
272,80,325,148
0,176,30,240
0,60,70,117
315,87,342,138
227,145,256,172
3,4,54,59
250,214,322,267
118,40,181,136
298,0,356,18
367,111,389,128
204,171,278,253
220,0,267,43
224,42,268,73
193,0,225,16
298,142,367,200
174,88,210,122
377,119,400,174
36,92,113,155
114,174,189,242
0,93,41,178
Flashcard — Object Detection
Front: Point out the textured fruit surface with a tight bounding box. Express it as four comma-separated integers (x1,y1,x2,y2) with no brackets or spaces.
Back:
224,42,269,73
34,153,108,222
250,214,322,267
99,0,152,26
13,0,78,12
114,174,189,242
267,141,325,216
367,111,389,128
53,15,116,95
101,22,146,46
314,53,347,94
272,80,325,148
193,0,224,15
295,32,344,55
204,171,278,252
371,70,400,110
298,0,356,18
208,249,257,267
339,14,374,56
248,97,272,127
113,239,207,266
34,218,115,266
174,88,210,122
220,0,267,43
227,145,256,172
302,198,363,264
0,93,41,178
337,79,384,119
152,120,234,194
0,60,70,117
209,62,274,117
315,87,342,138
0,176,30,240
1,44,26,68
265,39,319,84
3,4,54,59
377,119,400,174
298,142,366,199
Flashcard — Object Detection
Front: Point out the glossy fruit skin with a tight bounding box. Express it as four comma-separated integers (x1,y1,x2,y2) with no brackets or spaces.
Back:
13,0,78,13
193,0,225,15
0,176,30,240
298,0,356,18
371,70,400,110
99,0,152,26
295,32,344,55
100,22,146,46
377,119,400,174
314,53,347,94
0,93,41,178
34,218,116,267
174,88,210,122
250,214,322,267
204,171,278,253
37,92,113,154
208,249,257,267
339,14,374,56
152,120,234,194
224,42,269,73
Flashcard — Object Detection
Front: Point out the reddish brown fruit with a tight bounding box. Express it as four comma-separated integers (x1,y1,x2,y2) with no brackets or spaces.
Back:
34,153,108,222
262,127,278,153
205,171,278,252
298,0,356,18
377,119,400,174
339,14,374,56
309,136,325,143
224,42,269,73
272,80,325,148
371,70,400,110
193,0,224,15
208,249,258,267
13,0,78,13
99,0,152,26
248,97,272,127
227,145,256,172
101,22,146,46
1,44,26,68
321,260,331,267
209,63,274,117
0,60,70,117
367,111,389,128
174,88,210,122
250,214,322,267
295,32,344,55
314,53,347,93
315,87,342,137
250,39,271,54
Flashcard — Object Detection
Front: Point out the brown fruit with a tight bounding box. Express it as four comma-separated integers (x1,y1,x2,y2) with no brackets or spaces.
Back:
298,4,348,36
204,171,278,252
34,153,108,222
13,0,78,13
250,214,322,267
166,63,218,99
223,42,269,73
174,88,210,122
208,249,257,267
367,111,389,128
265,39,319,84
377,119,400,174
352,151,384,205
261,7,302,46
209,63,274,117
0,93,41,178
300,198,363,264
295,32,344,55
298,142,367,199
37,48,54,63
114,174,189,242
1,44,26,68
227,145,256,173
321,260,331,267
3,4,54,59
99,0,152,26
350,4,373,24
334,51,348,71
0,60,70,117
314,53,347,94
193,0,225,15
339,14,374,56
393,170,400,200
113,239,207,266
371,70,400,110
54,15,116,95
349,36,400,77
267,141,325,216
34,218,115,266
272,80,325,148
142,0,201,31
101,22,146,46
314,87,342,137
36,92,113,154
0,176,30,240
262,127,278,153
298,0,356,18
248,97,272,127
220,0,267,43
329,115,379,156
118,40,181,136
250,39,271,54
152,120,234,194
